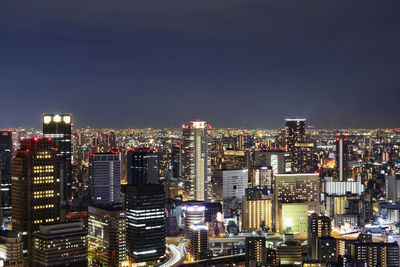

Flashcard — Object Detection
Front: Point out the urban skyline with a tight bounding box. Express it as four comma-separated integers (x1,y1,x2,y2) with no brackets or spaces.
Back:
1,1,400,266
2,114,400,130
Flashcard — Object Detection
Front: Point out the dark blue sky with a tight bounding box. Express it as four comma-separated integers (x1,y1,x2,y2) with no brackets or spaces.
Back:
1,1,400,129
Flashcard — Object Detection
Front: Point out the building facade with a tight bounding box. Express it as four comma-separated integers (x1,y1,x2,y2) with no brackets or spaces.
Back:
32,222,88,267
182,121,211,201
0,131,12,217
127,149,159,185
125,184,166,264
88,153,121,205
88,205,126,267
42,114,72,202
11,138,61,257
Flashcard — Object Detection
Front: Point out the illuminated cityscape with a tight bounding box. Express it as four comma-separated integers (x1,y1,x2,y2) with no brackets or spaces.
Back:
0,118,399,266
1,1,400,266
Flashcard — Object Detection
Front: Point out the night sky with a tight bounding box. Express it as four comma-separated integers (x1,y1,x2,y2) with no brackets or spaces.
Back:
1,1,400,129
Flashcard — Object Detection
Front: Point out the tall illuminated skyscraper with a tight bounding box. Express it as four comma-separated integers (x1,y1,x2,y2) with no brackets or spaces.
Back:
182,121,211,201
0,130,12,217
11,138,61,258
336,135,349,181
42,114,72,202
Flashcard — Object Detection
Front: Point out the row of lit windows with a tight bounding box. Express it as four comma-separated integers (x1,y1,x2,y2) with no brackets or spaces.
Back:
34,176,55,184
34,204,54,209
34,190,54,198
34,165,54,170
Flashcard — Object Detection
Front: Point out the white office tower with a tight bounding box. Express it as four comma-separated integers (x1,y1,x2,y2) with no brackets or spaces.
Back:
89,153,121,205
222,169,248,200
385,175,400,202
182,121,212,201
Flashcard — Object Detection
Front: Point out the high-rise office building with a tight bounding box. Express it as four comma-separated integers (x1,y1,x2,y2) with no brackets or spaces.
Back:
88,153,121,205
385,175,400,202
11,138,61,257
336,135,350,181
127,148,159,185
188,224,208,261
292,141,317,173
32,222,88,267
213,169,248,201
182,121,211,201
88,205,126,267
284,119,317,173
245,236,266,267
307,213,331,260
0,230,24,267
0,131,12,217
284,118,306,151
42,114,72,202
171,143,182,178
125,184,166,264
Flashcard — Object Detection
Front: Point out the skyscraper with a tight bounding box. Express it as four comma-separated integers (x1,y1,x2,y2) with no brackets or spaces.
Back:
127,148,159,185
125,184,166,264
0,131,12,217
42,114,72,202
336,135,349,181
385,175,400,202
88,153,121,205
182,120,211,201
11,138,61,258
284,118,306,151
284,118,317,173
307,213,331,260
88,205,126,267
